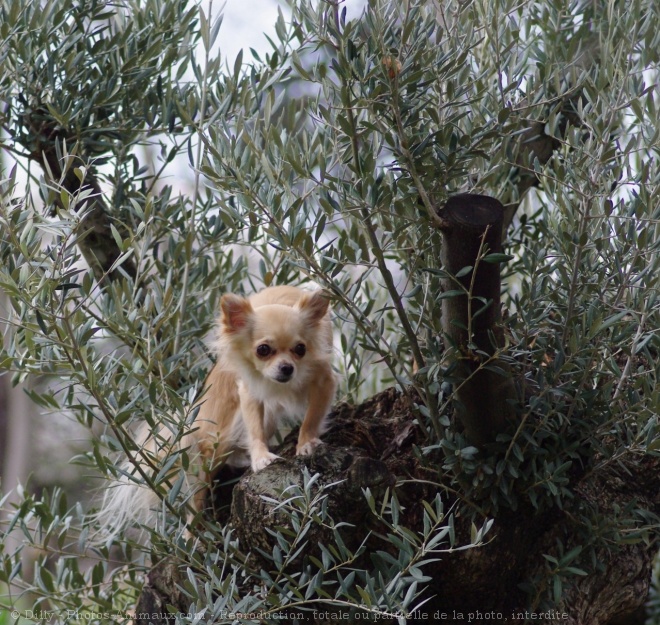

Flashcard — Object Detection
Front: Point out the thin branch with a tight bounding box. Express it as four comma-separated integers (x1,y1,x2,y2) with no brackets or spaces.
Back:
172,2,215,357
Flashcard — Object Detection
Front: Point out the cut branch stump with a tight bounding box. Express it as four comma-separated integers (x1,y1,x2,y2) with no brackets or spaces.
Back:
437,193,518,445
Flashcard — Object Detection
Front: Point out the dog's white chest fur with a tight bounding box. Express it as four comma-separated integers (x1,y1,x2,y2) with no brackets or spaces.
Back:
226,379,309,468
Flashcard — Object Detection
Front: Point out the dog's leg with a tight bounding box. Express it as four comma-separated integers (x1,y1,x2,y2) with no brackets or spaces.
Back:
239,383,280,471
296,363,336,455
178,437,216,535
182,472,210,536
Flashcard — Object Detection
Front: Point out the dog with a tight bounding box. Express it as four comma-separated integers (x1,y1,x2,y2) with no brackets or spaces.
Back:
96,285,336,539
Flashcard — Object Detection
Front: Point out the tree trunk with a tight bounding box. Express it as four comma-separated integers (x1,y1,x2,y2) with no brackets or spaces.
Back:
23,110,136,284
135,388,658,624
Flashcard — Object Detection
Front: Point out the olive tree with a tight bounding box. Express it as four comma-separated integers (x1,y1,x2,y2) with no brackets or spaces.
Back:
1,0,659,623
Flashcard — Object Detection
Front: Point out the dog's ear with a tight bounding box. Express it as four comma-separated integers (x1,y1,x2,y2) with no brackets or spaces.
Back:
221,294,254,332
297,290,330,325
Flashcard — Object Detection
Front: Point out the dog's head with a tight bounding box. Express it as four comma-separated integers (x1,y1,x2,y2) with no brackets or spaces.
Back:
219,290,330,385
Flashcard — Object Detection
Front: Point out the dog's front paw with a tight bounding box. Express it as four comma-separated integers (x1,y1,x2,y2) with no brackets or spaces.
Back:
251,452,280,472
296,438,323,456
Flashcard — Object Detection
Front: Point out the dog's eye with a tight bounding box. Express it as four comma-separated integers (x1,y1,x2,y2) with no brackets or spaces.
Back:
293,343,306,357
256,344,272,357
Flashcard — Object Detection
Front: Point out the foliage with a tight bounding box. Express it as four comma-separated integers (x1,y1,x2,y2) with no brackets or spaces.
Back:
1,0,659,621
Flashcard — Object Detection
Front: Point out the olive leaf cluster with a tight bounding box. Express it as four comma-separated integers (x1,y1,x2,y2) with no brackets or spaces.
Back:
0,0,659,620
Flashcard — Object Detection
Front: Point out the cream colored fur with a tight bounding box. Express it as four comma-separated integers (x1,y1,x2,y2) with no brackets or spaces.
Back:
94,286,336,540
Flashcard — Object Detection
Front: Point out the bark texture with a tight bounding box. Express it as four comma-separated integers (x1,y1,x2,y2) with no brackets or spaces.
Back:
135,389,660,624
436,194,518,445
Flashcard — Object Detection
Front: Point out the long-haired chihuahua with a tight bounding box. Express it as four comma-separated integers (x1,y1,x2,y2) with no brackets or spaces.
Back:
96,285,336,538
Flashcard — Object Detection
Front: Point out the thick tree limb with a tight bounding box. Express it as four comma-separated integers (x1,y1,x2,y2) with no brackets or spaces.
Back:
436,194,518,445
23,109,136,284
502,104,578,234
501,32,599,233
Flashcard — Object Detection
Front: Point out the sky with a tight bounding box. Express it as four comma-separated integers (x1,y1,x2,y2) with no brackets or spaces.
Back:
212,0,365,64
219,0,283,63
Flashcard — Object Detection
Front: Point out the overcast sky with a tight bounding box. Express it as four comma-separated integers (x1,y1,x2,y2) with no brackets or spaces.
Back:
215,0,284,62
217,1,366,61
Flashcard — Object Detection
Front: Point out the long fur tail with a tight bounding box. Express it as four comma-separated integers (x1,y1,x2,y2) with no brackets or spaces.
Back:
88,423,195,545
90,469,162,544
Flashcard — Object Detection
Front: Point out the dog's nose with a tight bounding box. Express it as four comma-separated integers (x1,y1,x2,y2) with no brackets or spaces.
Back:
279,363,294,378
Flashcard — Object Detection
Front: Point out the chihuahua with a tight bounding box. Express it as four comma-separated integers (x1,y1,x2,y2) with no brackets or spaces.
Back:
96,285,336,538
189,285,336,509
